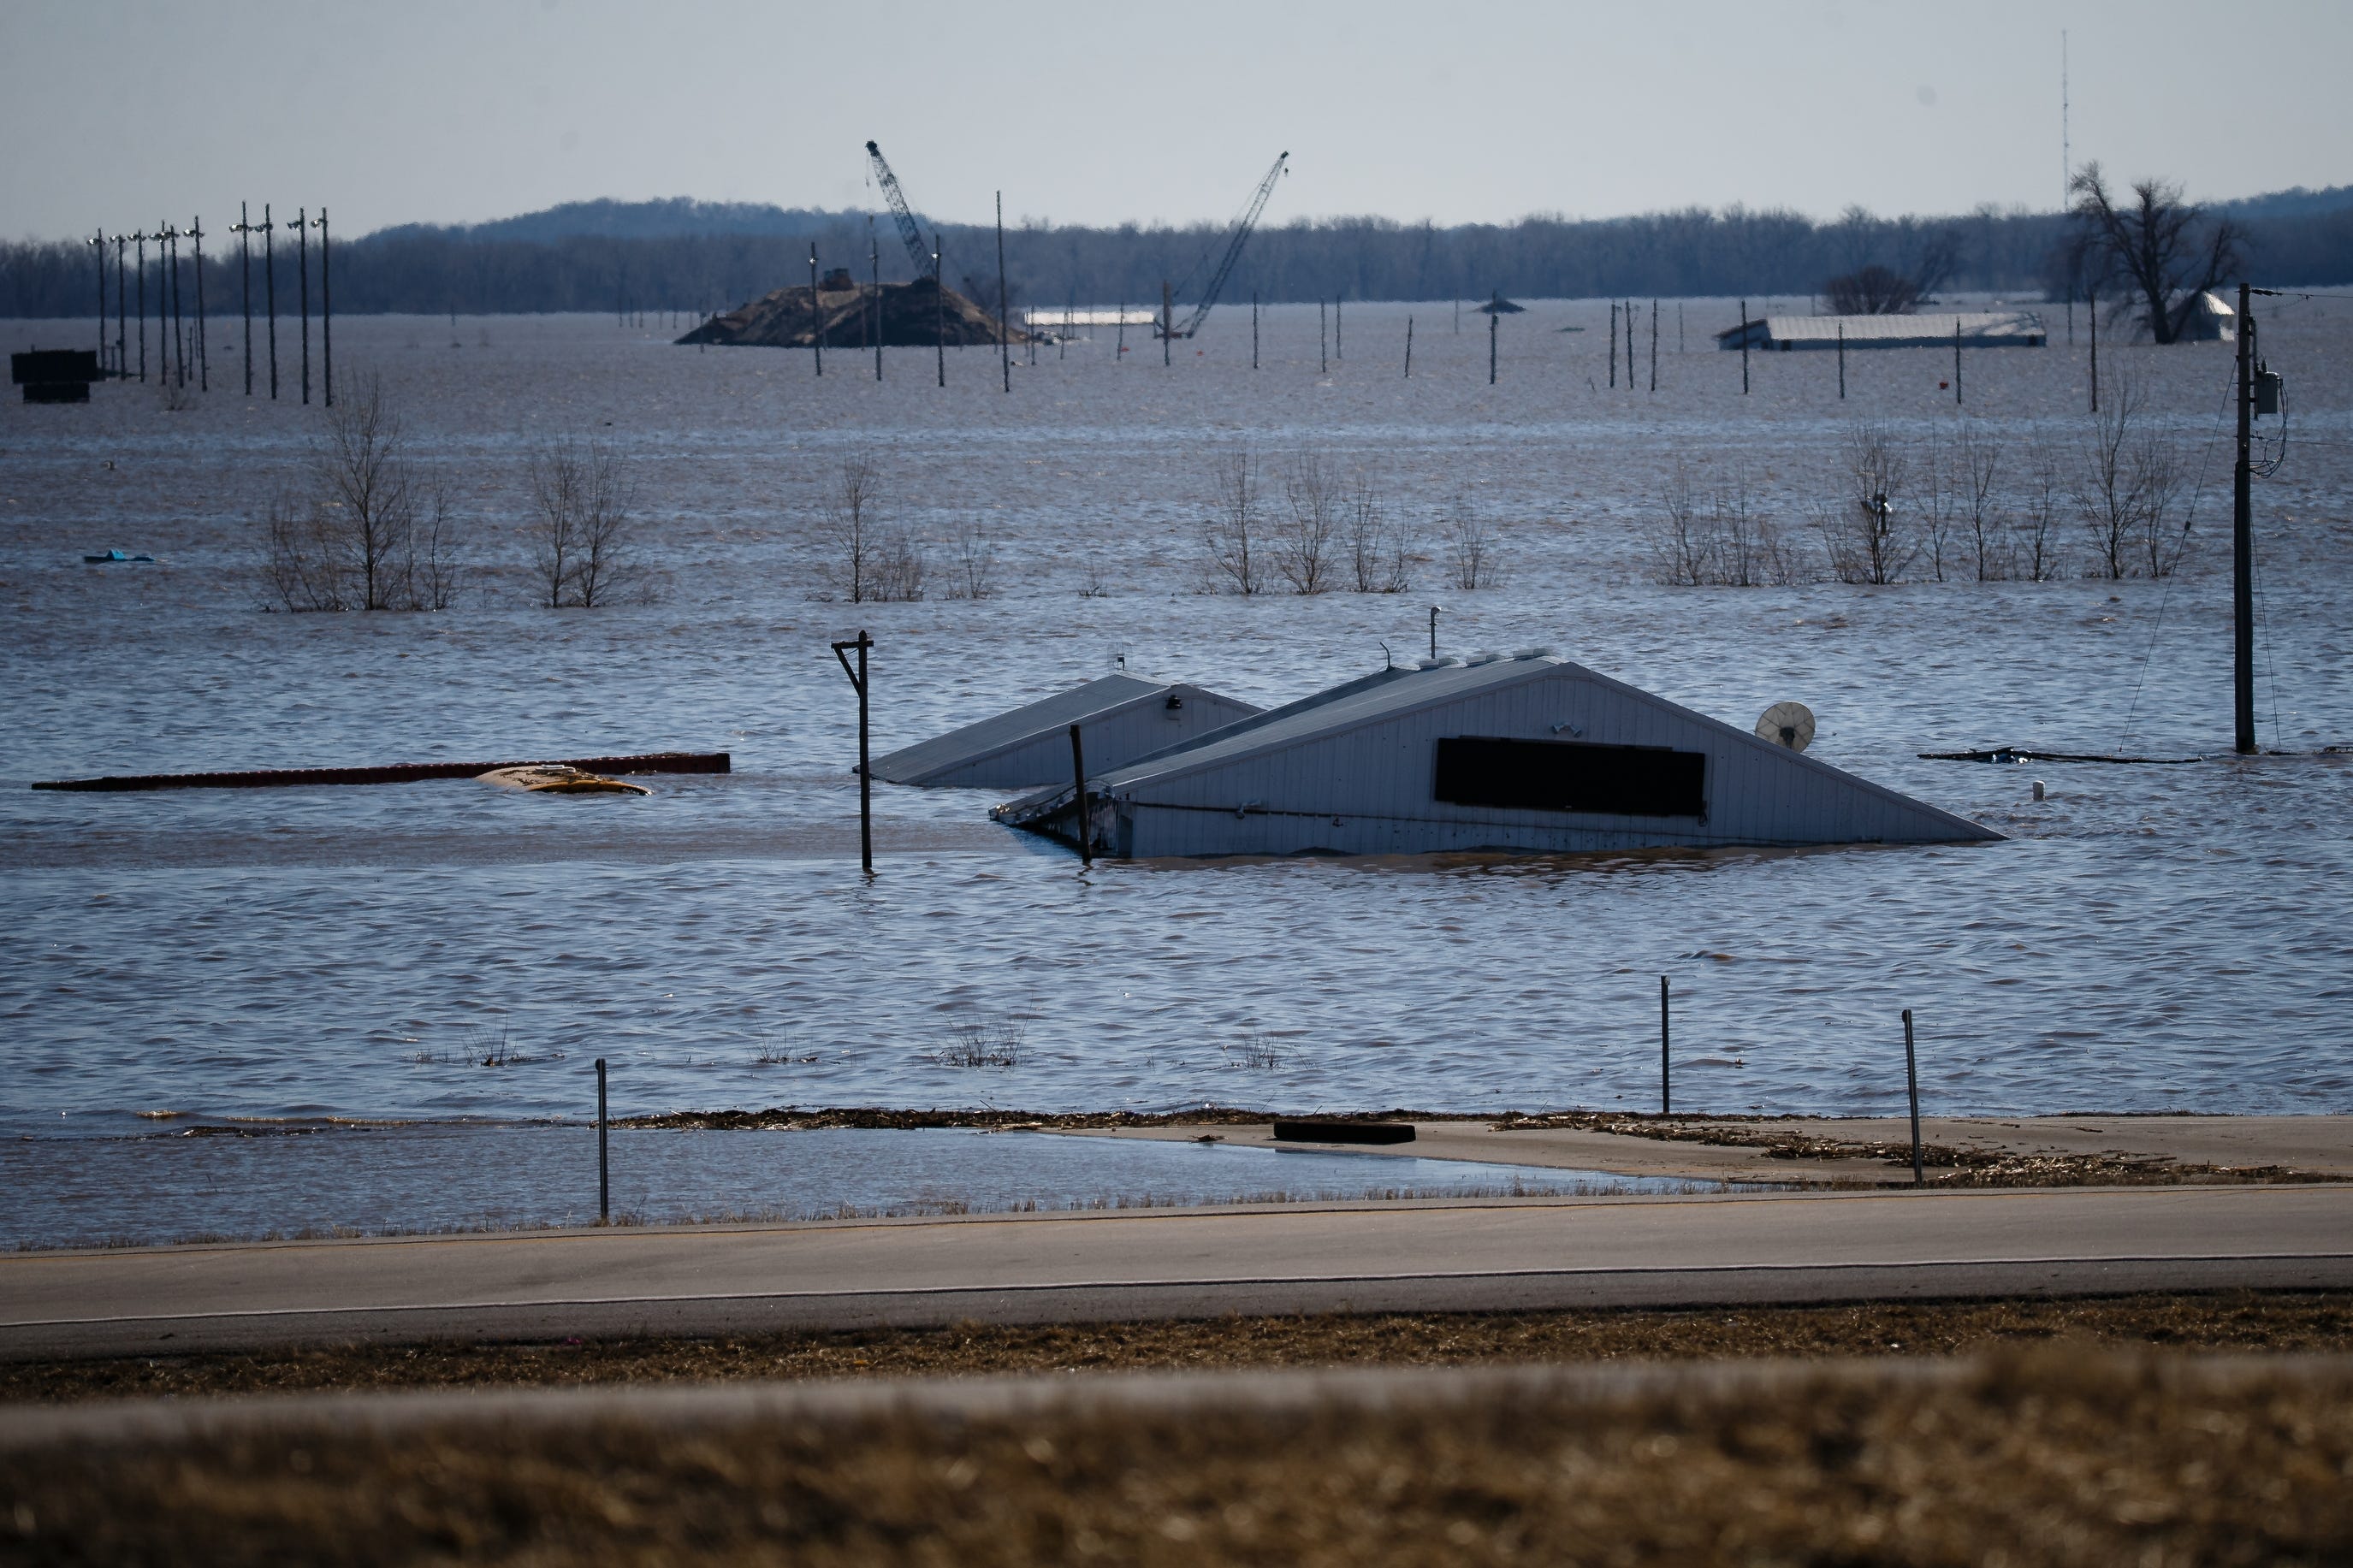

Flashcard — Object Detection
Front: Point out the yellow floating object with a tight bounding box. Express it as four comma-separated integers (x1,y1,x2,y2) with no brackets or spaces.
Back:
476,765,650,796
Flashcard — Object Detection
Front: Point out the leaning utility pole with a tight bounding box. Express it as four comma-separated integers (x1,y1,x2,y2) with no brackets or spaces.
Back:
2232,281,2255,755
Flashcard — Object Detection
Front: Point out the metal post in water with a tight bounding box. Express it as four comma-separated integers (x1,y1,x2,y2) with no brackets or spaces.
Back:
1488,299,1497,385
596,1057,609,1222
1428,606,1439,660
1069,722,1090,867
190,217,208,392
1837,322,1846,399
997,193,1011,393
2233,281,2255,756
832,631,874,874
1953,318,1962,405
294,208,310,405
1739,299,1750,394
1660,975,1671,1115
933,231,945,388
1903,1009,1923,1186
1403,315,1413,379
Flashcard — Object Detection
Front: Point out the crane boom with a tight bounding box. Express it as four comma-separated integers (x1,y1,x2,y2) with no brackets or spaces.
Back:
1170,151,1289,339
864,140,933,278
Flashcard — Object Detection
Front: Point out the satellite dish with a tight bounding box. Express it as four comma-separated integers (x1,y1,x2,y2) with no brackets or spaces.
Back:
1756,701,1816,753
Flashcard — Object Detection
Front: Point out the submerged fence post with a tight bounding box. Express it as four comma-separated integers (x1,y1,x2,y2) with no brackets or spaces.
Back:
1068,722,1090,867
596,1057,609,1222
1659,975,1671,1115
1903,1009,1923,1186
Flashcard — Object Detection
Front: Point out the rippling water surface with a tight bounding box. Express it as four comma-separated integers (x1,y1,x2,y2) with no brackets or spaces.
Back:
4,301,2350,1157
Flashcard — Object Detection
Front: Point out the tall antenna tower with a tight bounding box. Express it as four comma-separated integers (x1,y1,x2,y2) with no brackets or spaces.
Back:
2060,30,2071,211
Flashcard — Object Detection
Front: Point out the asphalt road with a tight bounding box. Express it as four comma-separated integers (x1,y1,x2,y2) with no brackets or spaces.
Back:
5,1186,2348,1361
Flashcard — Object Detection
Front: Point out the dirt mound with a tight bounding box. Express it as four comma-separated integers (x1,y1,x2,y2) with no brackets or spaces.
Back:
679,276,1028,349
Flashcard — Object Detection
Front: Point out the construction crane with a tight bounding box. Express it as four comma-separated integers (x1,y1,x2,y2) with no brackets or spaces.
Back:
1160,151,1289,339
864,140,933,279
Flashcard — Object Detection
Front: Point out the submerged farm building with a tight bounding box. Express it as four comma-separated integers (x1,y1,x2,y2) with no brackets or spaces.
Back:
989,653,1997,859
869,673,1260,790
1716,311,2047,352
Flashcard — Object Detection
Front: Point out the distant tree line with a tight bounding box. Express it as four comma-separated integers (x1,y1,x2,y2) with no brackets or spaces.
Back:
6,197,2350,319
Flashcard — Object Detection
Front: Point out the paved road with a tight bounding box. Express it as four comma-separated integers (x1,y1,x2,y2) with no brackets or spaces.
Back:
4,1186,2348,1361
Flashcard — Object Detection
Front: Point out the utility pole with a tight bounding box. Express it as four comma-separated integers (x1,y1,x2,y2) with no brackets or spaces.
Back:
1953,318,1963,405
933,231,945,388
1251,291,1259,370
231,206,254,395
832,631,874,874
2232,281,2255,756
318,209,331,405
88,231,104,370
1335,294,1342,360
1403,315,1413,379
1739,299,1751,394
809,242,823,376
996,192,1011,393
871,226,881,382
1068,724,1091,867
190,217,208,392
1608,301,1616,388
293,207,311,405
1488,295,1497,384
263,204,279,399
112,234,127,381
2088,287,2099,412
133,229,149,382
1649,299,1658,393
1318,298,1326,373
1837,322,1846,399
1163,279,1173,368
162,222,183,388
1625,299,1635,388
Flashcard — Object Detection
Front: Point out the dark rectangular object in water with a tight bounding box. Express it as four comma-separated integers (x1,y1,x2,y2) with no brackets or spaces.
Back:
33,751,731,792
1271,1120,1416,1145
1434,737,1705,819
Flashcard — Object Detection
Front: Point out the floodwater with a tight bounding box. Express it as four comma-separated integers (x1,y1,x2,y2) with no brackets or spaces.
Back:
3,1125,1679,1251
3,298,2350,1219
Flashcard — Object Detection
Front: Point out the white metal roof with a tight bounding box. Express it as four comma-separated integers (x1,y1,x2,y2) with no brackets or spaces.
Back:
1722,311,2047,346
869,674,1161,785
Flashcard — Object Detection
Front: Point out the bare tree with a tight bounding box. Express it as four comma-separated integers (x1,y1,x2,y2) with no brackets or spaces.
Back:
260,371,460,612
1954,420,2006,581
945,525,997,601
2014,447,2066,582
1342,474,1411,594
1443,494,1499,590
1651,461,1710,586
1915,429,1959,583
819,456,882,602
1274,452,1339,595
1823,264,1924,316
2070,164,2243,345
2076,375,2181,579
1820,423,1913,585
1202,449,1265,595
527,436,637,608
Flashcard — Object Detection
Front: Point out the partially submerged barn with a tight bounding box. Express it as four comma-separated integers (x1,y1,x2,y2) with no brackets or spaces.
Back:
1716,311,2047,352
869,673,1260,790
993,653,1998,858
679,272,1027,349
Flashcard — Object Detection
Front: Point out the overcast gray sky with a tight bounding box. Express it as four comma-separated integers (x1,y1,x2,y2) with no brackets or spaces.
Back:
3,0,2344,241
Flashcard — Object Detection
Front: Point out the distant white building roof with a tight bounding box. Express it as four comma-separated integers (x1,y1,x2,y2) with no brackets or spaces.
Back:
998,653,1998,858
1718,311,2048,351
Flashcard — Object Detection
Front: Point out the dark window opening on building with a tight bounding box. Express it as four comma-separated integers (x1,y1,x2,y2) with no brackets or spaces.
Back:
1433,737,1706,819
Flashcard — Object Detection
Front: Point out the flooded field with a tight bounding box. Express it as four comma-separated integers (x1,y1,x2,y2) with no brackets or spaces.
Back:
4,299,2350,1176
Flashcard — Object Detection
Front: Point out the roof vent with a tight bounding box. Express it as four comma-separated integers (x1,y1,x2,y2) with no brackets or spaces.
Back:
1465,650,1503,666
1512,646,1560,660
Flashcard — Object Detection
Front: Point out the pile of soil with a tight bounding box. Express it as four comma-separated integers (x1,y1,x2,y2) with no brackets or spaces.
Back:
679,276,1028,349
